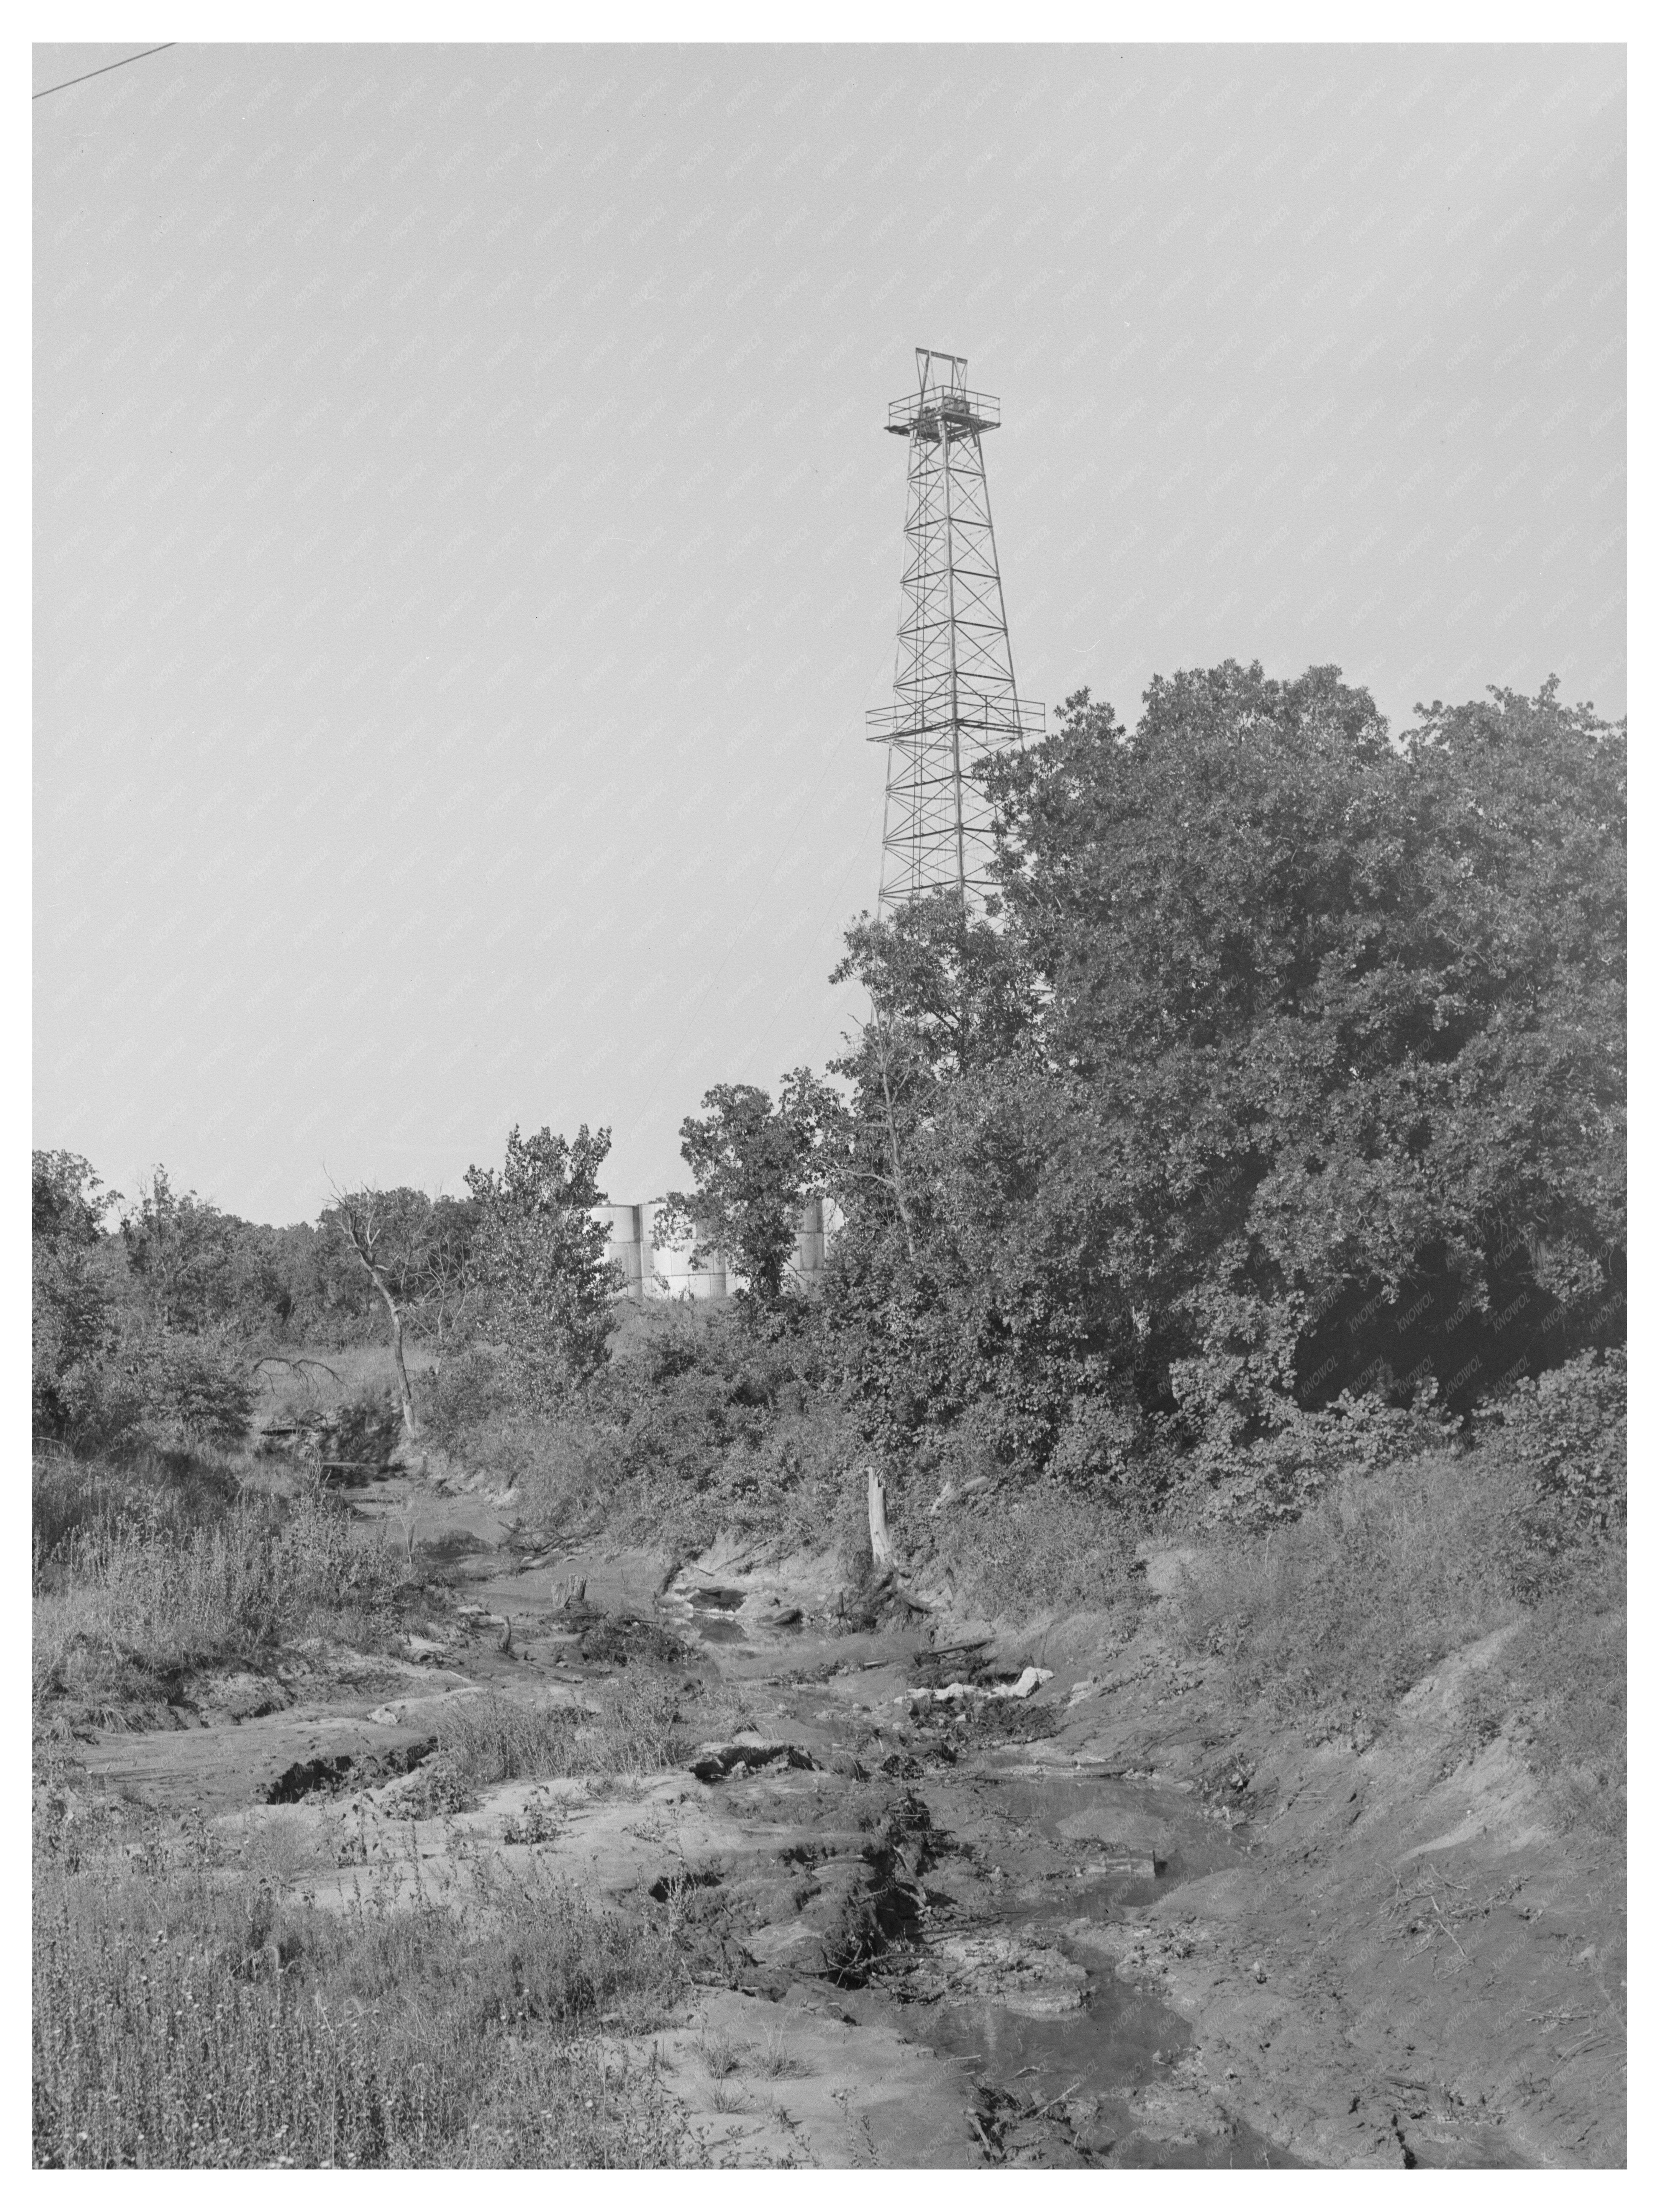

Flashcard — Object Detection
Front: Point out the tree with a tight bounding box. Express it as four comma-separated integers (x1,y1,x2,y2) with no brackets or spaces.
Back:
418,1194,482,1379
821,662,1625,1482
31,1150,121,1438
33,1148,116,1245
321,1186,436,1442
658,1072,835,1304
465,1125,616,1402
987,664,1624,1445
119,1167,239,1333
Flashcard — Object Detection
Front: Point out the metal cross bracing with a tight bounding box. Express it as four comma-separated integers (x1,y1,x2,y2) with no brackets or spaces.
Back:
867,348,1044,912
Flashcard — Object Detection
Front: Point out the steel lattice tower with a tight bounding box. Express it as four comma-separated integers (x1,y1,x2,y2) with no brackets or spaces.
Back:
867,348,1044,911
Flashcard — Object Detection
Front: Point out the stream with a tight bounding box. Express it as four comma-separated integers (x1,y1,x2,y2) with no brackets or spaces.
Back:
329,1491,1308,2166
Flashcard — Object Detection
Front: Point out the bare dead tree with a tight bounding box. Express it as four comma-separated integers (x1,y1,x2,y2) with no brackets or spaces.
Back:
326,1181,425,1444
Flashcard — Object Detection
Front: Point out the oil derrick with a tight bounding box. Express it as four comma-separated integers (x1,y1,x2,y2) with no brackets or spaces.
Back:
867,348,1044,911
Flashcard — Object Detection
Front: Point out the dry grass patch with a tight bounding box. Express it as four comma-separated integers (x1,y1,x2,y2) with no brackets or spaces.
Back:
436,1673,698,1787
1173,1443,1627,1817
33,1796,695,2169
34,1478,413,1726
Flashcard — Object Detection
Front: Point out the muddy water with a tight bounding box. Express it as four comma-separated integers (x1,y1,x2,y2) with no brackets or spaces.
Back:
330,1501,1302,2166
894,1769,1301,2167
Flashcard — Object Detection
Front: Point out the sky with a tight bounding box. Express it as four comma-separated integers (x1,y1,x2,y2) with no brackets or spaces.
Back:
33,39,1626,1225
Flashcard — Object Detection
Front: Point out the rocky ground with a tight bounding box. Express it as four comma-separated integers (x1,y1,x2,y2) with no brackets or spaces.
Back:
60,1470,1627,2169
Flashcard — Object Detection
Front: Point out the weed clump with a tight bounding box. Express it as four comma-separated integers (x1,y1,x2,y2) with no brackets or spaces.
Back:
32,1808,693,2168
435,1675,695,1786
33,1466,415,1727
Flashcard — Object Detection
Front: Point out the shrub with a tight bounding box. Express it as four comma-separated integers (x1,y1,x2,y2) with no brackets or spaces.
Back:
317,1385,404,1476
41,1328,257,1459
1472,1350,1626,1590
128,1328,257,1450
928,1477,1146,1633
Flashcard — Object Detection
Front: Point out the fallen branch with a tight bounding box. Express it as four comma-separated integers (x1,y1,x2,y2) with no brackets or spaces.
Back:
1025,2078,1087,2122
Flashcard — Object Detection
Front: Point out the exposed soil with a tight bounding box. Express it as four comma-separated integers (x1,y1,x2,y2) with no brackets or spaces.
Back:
57,1469,1626,2168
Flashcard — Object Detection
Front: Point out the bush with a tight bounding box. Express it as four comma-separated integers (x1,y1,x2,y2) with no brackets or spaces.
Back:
928,1477,1146,1633
1472,1350,1626,1589
425,1346,503,1448
318,1385,404,1475
130,1329,257,1449
40,1327,256,1460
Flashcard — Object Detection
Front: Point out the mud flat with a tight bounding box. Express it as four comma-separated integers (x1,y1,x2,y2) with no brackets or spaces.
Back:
51,1476,1625,2168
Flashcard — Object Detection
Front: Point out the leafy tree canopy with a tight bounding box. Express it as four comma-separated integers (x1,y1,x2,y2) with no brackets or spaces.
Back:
823,664,1625,1479
465,1125,616,1399
660,1072,834,1303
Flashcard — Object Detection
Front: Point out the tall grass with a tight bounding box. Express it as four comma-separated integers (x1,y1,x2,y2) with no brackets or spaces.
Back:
251,1342,434,1424
34,1476,414,1716
32,1448,239,1563
1172,1440,1627,1823
33,1815,693,2168
436,1675,696,1787
1454,1527,1626,1840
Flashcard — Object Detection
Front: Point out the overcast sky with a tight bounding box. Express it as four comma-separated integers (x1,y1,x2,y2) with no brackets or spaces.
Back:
33,40,1626,1224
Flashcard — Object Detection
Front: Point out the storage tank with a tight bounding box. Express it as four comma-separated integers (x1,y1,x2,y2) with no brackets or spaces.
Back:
601,1202,650,1300
790,1196,826,1286
658,1242,730,1300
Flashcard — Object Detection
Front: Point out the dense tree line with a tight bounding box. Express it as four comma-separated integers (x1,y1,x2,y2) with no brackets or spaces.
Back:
30,1126,616,1451
35,662,1624,1510
674,664,1625,1498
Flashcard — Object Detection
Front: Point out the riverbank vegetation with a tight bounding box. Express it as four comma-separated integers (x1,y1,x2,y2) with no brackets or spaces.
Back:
35,662,1625,2161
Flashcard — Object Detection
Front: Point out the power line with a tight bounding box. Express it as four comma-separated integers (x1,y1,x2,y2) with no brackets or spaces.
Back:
33,44,176,102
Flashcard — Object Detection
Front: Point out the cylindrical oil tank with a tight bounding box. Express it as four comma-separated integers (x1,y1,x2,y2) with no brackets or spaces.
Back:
793,1195,826,1284
656,1238,730,1299
605,1202,649,1300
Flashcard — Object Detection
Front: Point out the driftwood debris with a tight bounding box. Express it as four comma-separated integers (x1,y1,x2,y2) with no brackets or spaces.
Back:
860,1467,938,1613
866,1466,895,1571
928,1474,992,1518
869,1567,933,1614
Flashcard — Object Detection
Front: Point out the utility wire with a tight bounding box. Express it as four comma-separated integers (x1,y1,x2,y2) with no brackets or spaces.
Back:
33,44,176,101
